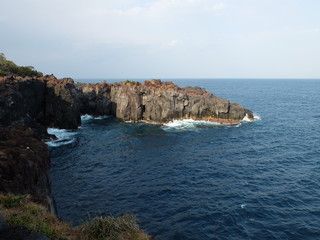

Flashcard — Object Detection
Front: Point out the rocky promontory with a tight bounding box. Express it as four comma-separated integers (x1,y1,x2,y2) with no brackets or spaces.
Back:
0,52,255,238
78,79,253,123
0,74,253,238
0,75,253,204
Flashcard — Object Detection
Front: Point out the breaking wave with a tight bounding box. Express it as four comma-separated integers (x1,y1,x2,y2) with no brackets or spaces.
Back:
162,113,261,131
253,113,261,121
46,128,79,147
162,119,230,131
81,114,110,122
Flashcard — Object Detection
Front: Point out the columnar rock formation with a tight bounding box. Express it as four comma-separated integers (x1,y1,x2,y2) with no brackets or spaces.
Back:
78,79,253,123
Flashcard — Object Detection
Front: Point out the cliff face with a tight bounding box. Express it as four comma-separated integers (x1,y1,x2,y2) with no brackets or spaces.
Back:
0,75,253,212
0,75,80,211
79,79,254,123
75,82,114,116
0,75,80,133
45,76,80,129
0,125,53,211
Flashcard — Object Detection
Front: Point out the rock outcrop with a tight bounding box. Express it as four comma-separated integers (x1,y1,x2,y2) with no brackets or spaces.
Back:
79,79,254,123
0,75,253,214
45,76,80,129
1,76,253,130
0,125,53,212
0,75,80,134
75,82,114,116
0,75,80,211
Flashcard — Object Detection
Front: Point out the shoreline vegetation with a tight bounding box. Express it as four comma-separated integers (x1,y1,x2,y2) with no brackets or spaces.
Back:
0,194,151,240
0,53,43,77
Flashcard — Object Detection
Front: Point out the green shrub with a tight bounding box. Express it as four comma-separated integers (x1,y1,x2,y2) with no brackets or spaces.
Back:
0,53,43,77
0,194,152,240
80,214,150,240
0,193,27,208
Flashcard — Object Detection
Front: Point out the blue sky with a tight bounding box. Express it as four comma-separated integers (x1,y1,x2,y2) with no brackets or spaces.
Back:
1,0,320,78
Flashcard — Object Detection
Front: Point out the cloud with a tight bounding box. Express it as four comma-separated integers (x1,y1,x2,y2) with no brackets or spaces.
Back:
206,2,226,12
108,0,227,17
313,28,320,34
3,0,320,78
112,7,144,16
165,39,180,47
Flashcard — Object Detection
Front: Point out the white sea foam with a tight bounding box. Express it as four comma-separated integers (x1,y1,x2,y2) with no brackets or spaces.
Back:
241,114,252,122
162,119,228,131
162,113,262,131
241,204,246,209
240,113,261,124
253,113,261,121
81,114,94,121
81,114,109,122
46,128,78,147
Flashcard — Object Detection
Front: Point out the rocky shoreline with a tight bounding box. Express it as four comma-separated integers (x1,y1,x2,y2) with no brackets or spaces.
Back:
78,79,253,124
0,75,253,238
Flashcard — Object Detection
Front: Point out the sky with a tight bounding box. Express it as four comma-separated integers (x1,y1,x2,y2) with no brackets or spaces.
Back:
1,0,320,79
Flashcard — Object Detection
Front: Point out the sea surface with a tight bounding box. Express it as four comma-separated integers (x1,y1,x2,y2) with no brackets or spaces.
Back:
49,79,320,240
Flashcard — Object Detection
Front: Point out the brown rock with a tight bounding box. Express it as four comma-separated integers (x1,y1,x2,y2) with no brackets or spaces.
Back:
0,124,53,210
105,80,253,123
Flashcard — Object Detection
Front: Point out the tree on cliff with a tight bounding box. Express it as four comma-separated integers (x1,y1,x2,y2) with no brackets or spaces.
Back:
0,53,43,77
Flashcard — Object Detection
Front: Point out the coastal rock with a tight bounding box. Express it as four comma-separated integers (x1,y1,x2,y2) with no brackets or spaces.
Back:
0,75,79,212
45,76,80,129
0,75,253,214
0,75,80,131
81,79,254,123
106,80,253,123
75,82,113,116
0,76,253,128
0,76,47,138
0,125,53,210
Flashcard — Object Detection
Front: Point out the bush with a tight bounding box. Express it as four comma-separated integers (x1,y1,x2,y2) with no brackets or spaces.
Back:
0,53,43,77
80,214,150,240
0,194,151,240
0,194,75,239
0,193,27,208
0,69,6,76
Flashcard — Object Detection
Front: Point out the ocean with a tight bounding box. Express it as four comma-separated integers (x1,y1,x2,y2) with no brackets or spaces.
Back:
48,79,320,240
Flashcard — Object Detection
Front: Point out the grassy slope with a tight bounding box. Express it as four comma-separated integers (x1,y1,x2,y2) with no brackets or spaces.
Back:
0,194,151,240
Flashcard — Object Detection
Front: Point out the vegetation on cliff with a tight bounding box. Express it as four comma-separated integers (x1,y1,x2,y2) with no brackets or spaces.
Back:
0,193,151,240
0,53,43,77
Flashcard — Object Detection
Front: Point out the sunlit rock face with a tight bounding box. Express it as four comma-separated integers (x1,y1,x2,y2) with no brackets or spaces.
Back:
79,79,253,123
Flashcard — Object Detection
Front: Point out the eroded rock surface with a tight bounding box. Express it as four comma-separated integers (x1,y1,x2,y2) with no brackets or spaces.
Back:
0,75,253,214
0,125,52,210
79,79,253,123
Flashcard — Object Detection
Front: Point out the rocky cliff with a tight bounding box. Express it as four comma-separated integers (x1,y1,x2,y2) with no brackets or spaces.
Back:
0,75,80,211
78,79,254,123
0,75,80,134
0,75,253,213
0,125,54,213
1,76,253,130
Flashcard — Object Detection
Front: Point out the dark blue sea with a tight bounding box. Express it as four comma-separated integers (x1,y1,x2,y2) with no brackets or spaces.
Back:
49,79,320,240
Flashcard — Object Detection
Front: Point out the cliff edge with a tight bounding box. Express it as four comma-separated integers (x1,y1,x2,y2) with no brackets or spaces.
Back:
78,79,253,123
0,74,253,239
0,75,254,205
